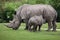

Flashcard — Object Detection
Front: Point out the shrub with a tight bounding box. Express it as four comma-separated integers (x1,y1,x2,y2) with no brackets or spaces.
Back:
0,0,60,22
4,2,22,22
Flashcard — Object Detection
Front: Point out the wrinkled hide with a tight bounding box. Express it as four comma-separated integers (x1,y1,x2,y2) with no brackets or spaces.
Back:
20,4,57,31
5,15,21,30
5,4,57,31
28,15,45,32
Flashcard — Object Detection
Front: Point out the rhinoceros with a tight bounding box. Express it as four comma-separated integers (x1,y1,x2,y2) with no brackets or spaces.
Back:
5,4,57,31
5,15,21,30
28,15,45,32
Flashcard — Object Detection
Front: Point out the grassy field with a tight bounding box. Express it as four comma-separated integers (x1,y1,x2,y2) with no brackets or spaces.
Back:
0,23,60,40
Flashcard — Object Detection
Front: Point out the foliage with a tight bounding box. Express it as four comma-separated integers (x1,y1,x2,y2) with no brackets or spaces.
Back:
0,0,60,22
0,2,23,22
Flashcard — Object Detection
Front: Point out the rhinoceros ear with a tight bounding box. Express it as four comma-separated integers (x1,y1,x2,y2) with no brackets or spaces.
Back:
12,10,16,18
14,9,16,15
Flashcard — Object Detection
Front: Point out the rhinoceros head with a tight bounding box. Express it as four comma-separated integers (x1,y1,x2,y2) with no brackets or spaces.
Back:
5,15,22,30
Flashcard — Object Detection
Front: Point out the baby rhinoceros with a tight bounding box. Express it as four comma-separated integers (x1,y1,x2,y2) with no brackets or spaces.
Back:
28,15,45,32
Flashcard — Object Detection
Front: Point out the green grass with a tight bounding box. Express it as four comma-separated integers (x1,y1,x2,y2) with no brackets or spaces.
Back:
0,23,60,40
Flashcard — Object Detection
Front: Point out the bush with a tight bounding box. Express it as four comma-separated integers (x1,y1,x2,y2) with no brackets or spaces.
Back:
4,2,22,22
57,10,60,22
0,0,60,23
0,19,3,23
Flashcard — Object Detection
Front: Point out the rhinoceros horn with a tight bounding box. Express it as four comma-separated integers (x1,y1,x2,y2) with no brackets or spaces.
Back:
4,23,12,28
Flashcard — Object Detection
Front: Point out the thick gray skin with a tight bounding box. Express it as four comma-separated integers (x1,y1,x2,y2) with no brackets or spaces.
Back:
5,15,21,30
28,15,45,32
5,4,57,31
20,4,57,31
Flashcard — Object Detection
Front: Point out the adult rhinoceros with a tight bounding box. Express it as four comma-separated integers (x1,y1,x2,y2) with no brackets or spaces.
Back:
5,4,57,31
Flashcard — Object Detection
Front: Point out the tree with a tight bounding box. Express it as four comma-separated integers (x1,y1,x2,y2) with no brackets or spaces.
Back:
0,0,7,22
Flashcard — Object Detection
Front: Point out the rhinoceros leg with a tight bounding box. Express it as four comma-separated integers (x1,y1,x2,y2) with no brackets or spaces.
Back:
33,25,37,32
52,16,57,32
35,26,37,31
38,25,42,31
52,21,57,32
28,24,32,31
47,21,53,31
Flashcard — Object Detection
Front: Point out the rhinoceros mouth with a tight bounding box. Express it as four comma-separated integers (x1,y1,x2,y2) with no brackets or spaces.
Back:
4,24,19,30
